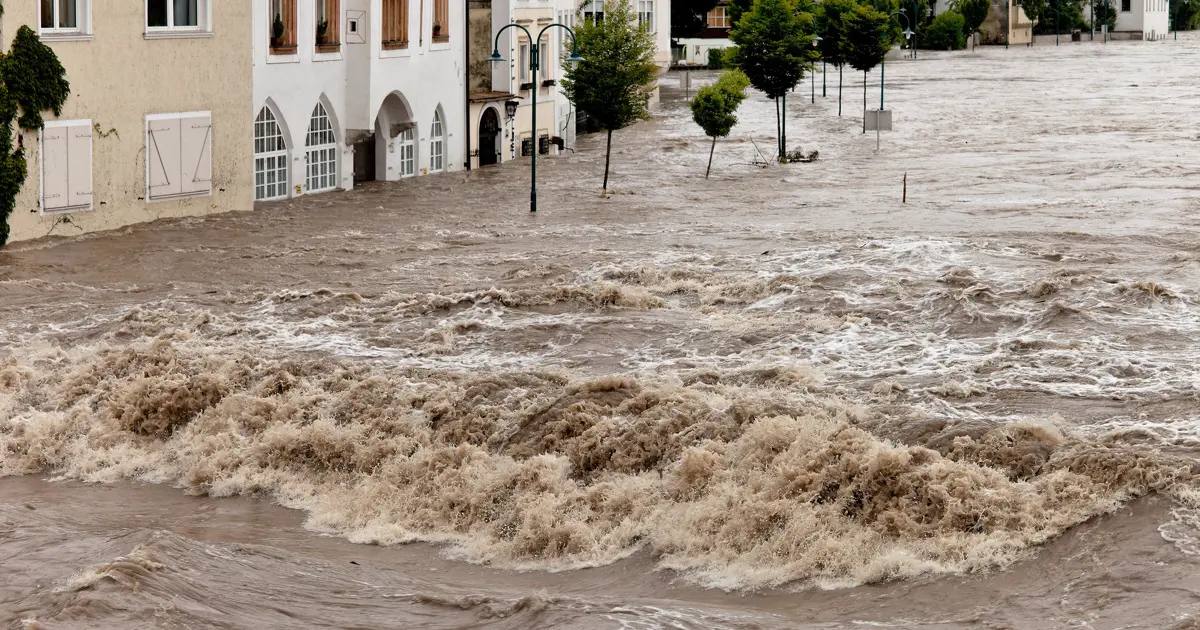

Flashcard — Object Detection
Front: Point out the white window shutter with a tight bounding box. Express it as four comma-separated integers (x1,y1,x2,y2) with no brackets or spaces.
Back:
41,127,70,211
148,118,183,198
67,123,93,209
180,115,212,195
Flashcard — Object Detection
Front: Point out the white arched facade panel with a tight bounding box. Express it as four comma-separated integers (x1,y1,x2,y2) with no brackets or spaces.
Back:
254,105,289,201
305,101,339,193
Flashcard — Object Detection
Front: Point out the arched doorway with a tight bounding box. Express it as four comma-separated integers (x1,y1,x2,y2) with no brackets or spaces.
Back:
374,92,415,181
479,108,500,167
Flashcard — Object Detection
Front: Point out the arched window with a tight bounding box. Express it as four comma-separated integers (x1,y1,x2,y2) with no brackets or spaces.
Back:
429,111,445,172
305,102,338,193
398,128,415,177
254,106,289,201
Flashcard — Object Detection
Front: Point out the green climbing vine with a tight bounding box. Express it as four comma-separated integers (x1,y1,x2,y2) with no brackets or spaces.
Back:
0,21,71,246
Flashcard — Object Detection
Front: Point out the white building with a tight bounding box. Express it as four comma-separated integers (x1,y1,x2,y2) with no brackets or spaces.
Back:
1114,0,1171,39
675,0,733,66
252,0,467,202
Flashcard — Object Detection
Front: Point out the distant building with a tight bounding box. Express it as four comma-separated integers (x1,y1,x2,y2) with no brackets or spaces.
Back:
674,0,732,66
252,0,468,201
1110,0,1171,39
979,0,1034,45
6,0,253,244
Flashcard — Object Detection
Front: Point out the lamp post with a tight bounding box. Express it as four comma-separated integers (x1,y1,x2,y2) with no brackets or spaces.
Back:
882,14,913,110
489,23,583,213
811,35,821,104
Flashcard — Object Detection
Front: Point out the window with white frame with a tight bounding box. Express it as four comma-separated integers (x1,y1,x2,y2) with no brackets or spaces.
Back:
305,102,338,193
398,128,415,177
539,36,550,81
519,40,530,84
147,0,208,32
429,112,444,172
40,0,89,35
41,119,93,214
255,107,289,201
146,112,212,201
637,0,654,31
582,0,604,22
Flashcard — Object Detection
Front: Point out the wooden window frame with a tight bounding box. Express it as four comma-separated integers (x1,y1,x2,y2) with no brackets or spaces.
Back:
270,0,298,54
382,0,410,50
432,0,449,42
315,0,341,53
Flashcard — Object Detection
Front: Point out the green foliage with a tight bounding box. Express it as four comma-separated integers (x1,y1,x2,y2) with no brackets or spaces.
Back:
721,46,740,67
843,3,892,73
1172,0,1200,29
814,0,855,67
563,0,657,133
922,10,966,49
691,70,750,139
563,0,657,190
707,47,726,68
728,0,754,27
730,0,813,99
950,0,989,35
1091,0,1118,31
4,27,71,130
1027,0,1085,34
0,25,71,246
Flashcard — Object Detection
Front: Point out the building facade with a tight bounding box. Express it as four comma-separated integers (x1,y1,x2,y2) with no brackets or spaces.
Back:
675,0,733,66
1113,0,1171,38
979,0,1034,45
6,0,253,244
252,0,468,202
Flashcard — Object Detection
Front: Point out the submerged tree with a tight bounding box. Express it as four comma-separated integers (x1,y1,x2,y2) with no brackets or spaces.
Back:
951,0,990,39
691,70,751,178
730,0,811,160
843,2,891,131
562,0,658,196
814,0,855,117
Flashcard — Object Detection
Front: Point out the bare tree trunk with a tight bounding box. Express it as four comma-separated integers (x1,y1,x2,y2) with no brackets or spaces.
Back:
706,135,716,178
602,129,613,196
781,93,787,159
862,70,867,134
838,65,843,116
775,97,781,159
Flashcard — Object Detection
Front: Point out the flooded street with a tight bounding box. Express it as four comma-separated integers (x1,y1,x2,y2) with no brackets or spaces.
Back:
4,37,1200,628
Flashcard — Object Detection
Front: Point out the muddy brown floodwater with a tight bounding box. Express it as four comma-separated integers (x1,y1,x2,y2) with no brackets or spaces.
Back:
4,37,1200,629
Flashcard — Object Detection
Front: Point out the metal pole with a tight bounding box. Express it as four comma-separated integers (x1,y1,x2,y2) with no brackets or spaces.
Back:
880,56,885,109
822,60,827,96
913,0,918,58
1056,1,1060,45
530,42,538,213
811,62,815,103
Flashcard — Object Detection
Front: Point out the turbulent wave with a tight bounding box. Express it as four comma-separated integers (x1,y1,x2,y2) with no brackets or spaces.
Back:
2,332,1196,590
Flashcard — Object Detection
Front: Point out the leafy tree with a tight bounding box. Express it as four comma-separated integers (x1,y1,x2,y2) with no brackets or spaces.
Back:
708,47,726,68
923,10,966,49
672,0,722,39
730,0,813,160
1172,0,1200,30
814,0,855,117
691,70,751,178
1028,0,1085,34
562,0,658,196
843,2,891,129
950,0,989,36
728,0,754,27
1090,0,1118,31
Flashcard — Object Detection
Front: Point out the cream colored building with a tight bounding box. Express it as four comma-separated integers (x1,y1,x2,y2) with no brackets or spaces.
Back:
4,0,252,244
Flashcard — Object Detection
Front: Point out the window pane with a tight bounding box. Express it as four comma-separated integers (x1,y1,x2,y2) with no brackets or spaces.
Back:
41,0,54,28
175,0,199,26
59,0,78,27
148,0,169,26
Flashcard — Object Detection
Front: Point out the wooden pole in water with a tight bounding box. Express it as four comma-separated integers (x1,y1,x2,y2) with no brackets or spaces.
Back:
903,172,907,203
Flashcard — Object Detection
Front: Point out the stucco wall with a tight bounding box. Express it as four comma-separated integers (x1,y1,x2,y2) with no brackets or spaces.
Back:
6,1,253,244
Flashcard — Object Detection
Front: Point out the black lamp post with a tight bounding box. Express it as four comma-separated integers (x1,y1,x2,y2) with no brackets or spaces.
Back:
882,12,913,110
811,35,821,103
489,23,583,213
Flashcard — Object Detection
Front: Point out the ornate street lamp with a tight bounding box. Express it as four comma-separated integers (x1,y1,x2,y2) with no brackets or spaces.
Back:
881,10,912,110
489,23,583,213
504,100,519,119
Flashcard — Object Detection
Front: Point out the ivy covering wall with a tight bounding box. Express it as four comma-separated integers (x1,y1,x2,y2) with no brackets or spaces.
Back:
0,2,72,245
